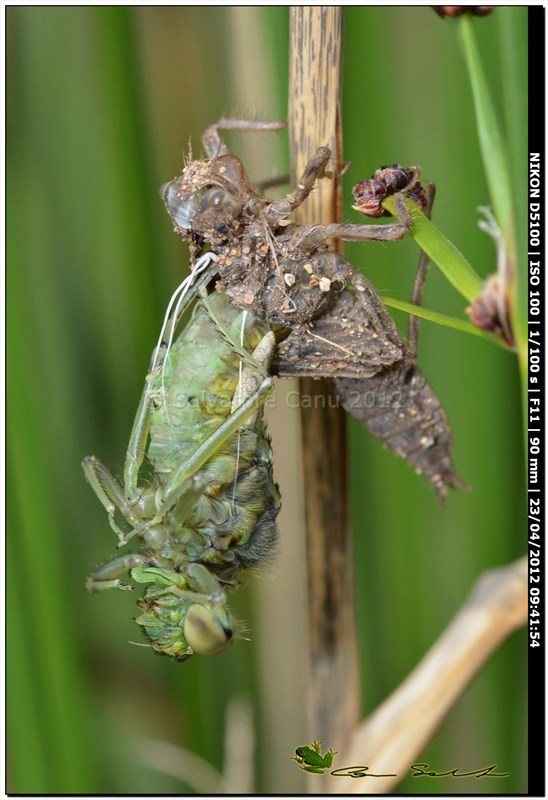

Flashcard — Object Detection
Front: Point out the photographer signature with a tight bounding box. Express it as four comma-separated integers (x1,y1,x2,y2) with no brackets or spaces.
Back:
291,743,509,778
330,763,510,779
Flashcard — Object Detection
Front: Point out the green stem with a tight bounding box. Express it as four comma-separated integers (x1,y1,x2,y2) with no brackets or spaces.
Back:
454,11,527,448
454,15,515,254
383,295,512,349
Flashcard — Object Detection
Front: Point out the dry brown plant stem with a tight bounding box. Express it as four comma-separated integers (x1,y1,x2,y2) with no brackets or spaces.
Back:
331,556,527,794
288,6,361,760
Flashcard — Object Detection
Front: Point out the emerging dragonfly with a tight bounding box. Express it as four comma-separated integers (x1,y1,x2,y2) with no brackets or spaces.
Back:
84,265,280,660
84,120,463,662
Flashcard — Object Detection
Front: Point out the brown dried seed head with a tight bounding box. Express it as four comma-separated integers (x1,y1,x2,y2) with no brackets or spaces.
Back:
467,274,514,347
352,164,428,218
433,5,493,17
352,177,388,217
433,6,467,17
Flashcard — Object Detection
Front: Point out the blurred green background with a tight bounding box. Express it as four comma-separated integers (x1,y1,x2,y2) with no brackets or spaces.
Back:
7,7,527,794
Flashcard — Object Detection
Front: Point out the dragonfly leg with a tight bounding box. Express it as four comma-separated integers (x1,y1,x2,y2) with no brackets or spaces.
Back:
231,330,276,423
289,190,412,253
265,147,332,226
407,182,436,358
84,387,160,545
123,383,153,503
86,553,164,592
82,456,143,542
202,118,287,159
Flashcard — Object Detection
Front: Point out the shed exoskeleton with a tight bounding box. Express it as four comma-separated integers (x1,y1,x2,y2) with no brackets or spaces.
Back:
161,119,464,496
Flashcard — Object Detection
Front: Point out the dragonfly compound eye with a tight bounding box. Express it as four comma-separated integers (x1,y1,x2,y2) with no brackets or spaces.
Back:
198,187,242,218
161,180,200,230
184,604,233,656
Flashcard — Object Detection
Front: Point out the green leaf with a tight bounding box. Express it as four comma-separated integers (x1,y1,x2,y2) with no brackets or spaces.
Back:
454,15,515,243
382,195,483,302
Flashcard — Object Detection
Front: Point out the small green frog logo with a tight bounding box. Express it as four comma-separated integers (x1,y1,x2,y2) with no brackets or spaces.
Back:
291,740,337,774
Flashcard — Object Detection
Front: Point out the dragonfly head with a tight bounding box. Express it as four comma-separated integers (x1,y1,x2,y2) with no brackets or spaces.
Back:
161,181,242,231
160,154,258,244
133,567,235,660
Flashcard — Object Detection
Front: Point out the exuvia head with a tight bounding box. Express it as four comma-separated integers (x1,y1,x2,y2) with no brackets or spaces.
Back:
161,181,243,232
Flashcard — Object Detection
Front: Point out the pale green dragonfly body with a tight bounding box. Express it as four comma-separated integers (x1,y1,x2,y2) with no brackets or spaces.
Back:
84,268,280,660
